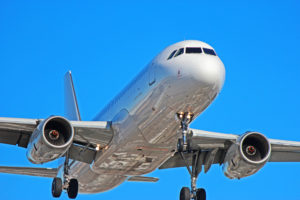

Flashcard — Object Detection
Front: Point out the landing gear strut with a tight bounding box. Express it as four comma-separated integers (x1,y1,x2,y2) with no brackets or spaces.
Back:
178,151,206,200
177,112,194,152
51,152,78,199
177,112,206,200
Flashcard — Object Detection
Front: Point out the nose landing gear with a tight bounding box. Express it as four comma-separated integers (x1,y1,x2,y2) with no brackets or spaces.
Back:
177,112,206,200
176,112,194,152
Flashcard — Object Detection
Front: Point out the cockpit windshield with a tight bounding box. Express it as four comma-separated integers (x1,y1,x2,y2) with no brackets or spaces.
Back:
167,50,177,60
203,48,216,56
186,47,202,54
167,47,216,60
174,48,184,57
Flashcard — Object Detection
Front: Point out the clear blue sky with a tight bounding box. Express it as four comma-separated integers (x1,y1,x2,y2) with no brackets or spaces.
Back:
0,0,300,199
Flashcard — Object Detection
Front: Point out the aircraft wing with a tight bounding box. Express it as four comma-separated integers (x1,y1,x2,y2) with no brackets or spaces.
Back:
159,129,300,171
0,117,113,164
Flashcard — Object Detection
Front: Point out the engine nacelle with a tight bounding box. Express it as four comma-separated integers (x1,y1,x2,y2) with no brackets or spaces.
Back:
26,116,74,164
223,131,271,179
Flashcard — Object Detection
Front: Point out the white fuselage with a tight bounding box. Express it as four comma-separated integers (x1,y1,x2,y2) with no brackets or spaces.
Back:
68,40,225,193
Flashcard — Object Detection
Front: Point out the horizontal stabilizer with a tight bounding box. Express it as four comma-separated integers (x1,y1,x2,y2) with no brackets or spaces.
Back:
127,176,159,182
0,166,58,178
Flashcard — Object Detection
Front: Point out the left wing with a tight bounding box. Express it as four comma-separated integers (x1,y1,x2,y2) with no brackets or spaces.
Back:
0,117,37,147
0,117,113,148
159,129,300,171
0,117,113,164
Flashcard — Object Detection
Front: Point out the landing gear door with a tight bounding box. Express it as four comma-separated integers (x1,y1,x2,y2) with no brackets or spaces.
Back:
148,63,156,87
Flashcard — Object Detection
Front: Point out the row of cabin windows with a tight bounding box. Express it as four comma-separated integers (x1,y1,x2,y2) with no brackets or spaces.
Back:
167,47,216,60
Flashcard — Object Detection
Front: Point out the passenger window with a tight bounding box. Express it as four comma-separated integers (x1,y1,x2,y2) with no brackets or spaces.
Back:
167,50,177,60
186,47,202,54
174,48,184,57
203,48,216,56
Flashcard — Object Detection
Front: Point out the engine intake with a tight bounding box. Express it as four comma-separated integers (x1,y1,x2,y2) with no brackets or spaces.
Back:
43,117,73,146
27,116,74,164
223,131,271,179
240,132,270,163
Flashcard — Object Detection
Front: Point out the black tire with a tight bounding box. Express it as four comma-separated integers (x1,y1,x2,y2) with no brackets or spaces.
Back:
177,138,184,152
180,187,190,200
67,179,78,199
196,188,206,200
52,177,62,198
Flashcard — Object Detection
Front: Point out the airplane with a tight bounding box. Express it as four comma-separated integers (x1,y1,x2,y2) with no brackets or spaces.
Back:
0,40,300,200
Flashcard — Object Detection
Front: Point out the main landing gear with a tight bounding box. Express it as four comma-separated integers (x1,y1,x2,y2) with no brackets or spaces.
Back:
51,153,79,199
177,112,206,200
51,177,78,199
178,151,206,200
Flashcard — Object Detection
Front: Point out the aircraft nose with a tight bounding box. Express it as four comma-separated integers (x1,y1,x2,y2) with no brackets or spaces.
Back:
189,56,225,90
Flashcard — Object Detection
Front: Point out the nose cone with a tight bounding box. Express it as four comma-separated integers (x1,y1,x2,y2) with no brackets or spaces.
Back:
188,56,225,90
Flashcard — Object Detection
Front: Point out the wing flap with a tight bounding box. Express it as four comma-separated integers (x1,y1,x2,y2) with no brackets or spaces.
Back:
159,150,226,170
0,117,38,147
71,121,113,147
69,144,96,164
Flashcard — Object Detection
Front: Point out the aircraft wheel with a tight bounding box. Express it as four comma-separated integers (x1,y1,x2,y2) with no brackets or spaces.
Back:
67,179,78,199
180,187,190,200
52,177,62,198
196,188,206,200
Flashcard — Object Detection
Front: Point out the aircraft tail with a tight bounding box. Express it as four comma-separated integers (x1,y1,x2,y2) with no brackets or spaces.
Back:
64,71,81,121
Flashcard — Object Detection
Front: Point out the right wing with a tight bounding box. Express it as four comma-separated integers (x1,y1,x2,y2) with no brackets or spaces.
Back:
268,138,300,162
159,129,300,171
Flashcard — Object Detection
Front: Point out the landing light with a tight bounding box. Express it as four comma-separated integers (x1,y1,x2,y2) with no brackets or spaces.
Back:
176,112,194,123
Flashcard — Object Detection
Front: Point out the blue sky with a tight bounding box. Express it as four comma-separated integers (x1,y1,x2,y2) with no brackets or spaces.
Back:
0,0,300,199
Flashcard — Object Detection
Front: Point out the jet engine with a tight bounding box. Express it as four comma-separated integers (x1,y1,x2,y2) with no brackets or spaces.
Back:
223,131,271,179
26,116,74,164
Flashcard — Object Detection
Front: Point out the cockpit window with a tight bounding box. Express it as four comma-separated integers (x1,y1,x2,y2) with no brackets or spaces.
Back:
186,47,202,54
203,48,216,56
174,48,184,57
167,50,177,60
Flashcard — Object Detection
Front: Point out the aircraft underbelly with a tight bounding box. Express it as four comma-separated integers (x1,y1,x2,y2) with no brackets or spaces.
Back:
138,77,217,145
69,162,127,193
70,76,219,194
